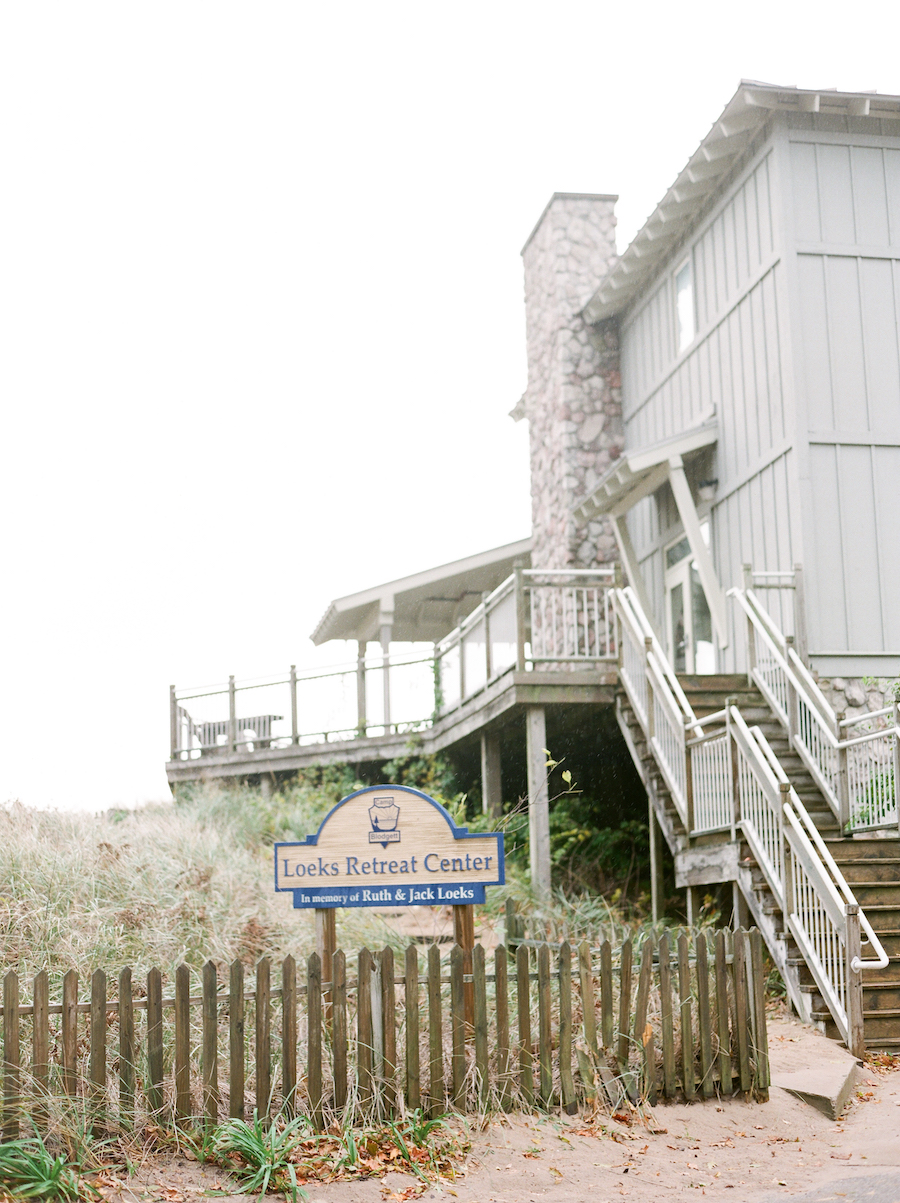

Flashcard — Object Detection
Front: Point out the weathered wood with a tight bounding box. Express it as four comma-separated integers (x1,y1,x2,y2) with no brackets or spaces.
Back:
117,968,134,1129
281,955,297,1117
600,939,614,1049
616,938,633,1069
516,944,534,1105
404,945,420,1111
380,947,397,1116
3,970,20,1139
733,929,752,1095
201,961,218,1128
315,908,336,1024
174,964,192,1123
229,960,245,1120
657,935,677,1099
494,945,511,1110
677,933,695,1100
427,944,444,1118
749,929,770,1100
146,968,163,1115
308,952,323,1129
578,939,598,1055
453,904,475,1028
32,970,50,1132
473,945,489,1106
633,940,655,1104
255,957,271,1118
358,949,374,1110
450,944,466,1110
695,935,714,1098
537,942,552,1106
714,931,733,1095
526,705,551,898
89,969,107,1133
558,941,577,1114
332,950,348,1111
62,969,78,1099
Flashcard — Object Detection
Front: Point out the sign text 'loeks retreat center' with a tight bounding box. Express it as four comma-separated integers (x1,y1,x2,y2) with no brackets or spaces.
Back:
274,785,504,908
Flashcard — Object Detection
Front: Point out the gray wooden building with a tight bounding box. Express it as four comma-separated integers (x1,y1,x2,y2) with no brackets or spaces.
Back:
167,84,900,1053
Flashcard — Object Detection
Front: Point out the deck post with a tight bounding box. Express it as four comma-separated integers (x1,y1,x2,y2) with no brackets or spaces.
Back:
380,618,392,733
742,564,756,685
648,800,662,922
525,705,551,899
356,642,367,736
169,685,178,760
290,665,298,745
835,712,851,830
685,885,698,926
228,676,237,753
515,567,527,672
845,903,865,1059
481,731,502,817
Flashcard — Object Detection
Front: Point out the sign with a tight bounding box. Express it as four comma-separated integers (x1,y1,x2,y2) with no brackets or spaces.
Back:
274,785,504,909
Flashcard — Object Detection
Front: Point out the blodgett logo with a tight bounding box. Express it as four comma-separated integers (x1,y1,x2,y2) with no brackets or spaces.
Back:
368,795,401,847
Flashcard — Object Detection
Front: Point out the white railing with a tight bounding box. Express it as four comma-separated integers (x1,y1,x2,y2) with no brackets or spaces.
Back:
731,586,899,832
434,568,618,716
611,584,888,1056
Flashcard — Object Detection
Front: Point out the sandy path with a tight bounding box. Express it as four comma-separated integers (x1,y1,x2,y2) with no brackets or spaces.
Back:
101,1011,900,1203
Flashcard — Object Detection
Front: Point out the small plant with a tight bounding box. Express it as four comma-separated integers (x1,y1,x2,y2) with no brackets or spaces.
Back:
0,1134,89,1202
213,1112,310,1202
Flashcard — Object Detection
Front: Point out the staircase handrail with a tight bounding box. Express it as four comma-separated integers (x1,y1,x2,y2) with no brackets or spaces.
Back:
618,587,703,736
748,723,889,971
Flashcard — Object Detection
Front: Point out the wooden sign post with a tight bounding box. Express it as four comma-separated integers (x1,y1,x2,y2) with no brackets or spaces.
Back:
275,785,505,1027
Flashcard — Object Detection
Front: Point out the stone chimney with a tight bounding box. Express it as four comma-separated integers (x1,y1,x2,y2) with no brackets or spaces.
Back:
513,193,622,570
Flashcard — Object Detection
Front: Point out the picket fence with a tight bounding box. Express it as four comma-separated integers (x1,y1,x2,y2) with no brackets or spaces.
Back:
0,929,770,1137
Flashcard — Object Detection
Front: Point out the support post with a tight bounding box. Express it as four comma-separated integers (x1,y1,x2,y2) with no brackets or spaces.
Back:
525,705,551,899
648,801,662,923
356,642,367,737
169,685,178,759
481,731,502,818
743,564,756,686
315,909,336,1024
228,675,237,753
380,619,392,733
845,903,866,1060
453,904,475,1028
685,885,698,926
778,781,793,915
515,567,527,673
732,883,750,930
836,711,851,831
793,563,809,666
290,665,298,746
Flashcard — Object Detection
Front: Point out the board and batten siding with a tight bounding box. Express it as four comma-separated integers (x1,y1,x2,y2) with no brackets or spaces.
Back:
790,128,900,672
620,145,796,666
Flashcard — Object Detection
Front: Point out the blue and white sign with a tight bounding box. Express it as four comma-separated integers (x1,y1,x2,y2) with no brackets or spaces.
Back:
274,784,504,909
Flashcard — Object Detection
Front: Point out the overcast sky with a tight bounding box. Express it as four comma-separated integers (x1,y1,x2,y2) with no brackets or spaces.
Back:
2,1,898,810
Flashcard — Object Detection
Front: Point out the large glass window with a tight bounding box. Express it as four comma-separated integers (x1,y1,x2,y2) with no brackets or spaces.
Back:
675,260,695,352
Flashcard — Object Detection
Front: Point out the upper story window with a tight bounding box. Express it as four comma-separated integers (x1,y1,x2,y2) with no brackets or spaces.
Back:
675,259,695,352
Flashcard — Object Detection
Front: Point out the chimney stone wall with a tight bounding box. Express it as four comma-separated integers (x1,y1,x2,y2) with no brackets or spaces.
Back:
516,193,622,570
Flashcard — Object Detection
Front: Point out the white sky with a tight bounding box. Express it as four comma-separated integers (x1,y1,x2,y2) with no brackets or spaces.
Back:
2,1,898,810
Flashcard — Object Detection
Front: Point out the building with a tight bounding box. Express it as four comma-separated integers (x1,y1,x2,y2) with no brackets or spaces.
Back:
168,82,900,1052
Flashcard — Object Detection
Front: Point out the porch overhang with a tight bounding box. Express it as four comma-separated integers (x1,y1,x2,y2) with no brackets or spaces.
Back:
310,537,532,645
572,418,728,648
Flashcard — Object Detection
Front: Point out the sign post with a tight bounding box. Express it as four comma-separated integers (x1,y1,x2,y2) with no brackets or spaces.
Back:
275,785,505,1026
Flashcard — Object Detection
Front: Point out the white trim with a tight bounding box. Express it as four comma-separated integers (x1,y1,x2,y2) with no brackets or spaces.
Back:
667,456,728,648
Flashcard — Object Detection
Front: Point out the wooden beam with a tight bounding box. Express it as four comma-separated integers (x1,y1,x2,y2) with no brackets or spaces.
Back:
611,515,657,633
667,455,729,648
481,731,502,818
525,706,551,900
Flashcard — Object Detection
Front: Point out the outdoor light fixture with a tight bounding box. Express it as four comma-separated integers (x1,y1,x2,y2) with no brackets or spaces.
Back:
698,479,718,501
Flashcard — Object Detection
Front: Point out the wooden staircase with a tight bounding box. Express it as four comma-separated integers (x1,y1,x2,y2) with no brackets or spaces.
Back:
618,671,900,1053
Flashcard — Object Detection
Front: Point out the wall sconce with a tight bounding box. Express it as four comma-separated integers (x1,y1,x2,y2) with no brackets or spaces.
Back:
698,479,718,502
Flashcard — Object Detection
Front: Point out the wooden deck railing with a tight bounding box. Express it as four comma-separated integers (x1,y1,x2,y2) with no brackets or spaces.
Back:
0,931,769,1136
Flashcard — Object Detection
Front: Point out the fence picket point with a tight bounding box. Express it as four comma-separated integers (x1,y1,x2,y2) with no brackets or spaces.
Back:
3,970,20,1140
229,961,245,1120
405,945,420,1112
256,958,272,1119
516,944,534,1106
308,952,323,1130
202,961,219,1128
146,969,163,1117
427,945,444,1118
333,950,348,1112
33,970,50,1133
174,964,192,1124
281,956,297,1118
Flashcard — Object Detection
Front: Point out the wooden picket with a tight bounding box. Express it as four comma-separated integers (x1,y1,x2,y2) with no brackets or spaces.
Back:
0,929,769,1134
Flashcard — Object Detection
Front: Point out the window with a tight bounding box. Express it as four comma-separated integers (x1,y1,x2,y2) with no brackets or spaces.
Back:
675,259,695,352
